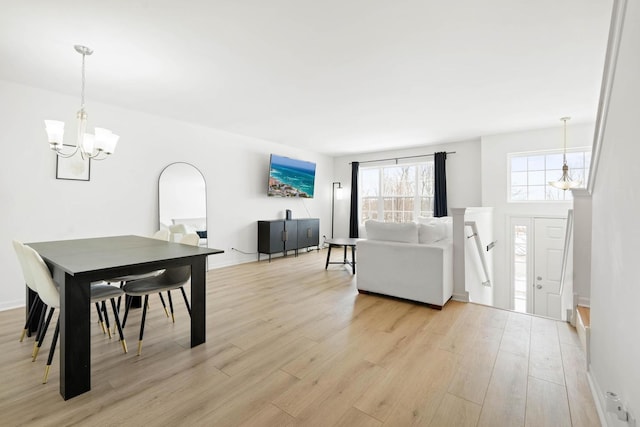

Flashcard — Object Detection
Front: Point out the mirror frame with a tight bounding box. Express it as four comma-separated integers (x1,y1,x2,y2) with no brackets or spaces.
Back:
158,162,208,246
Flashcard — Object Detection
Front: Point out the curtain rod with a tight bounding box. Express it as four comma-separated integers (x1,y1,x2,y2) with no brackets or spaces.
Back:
350,151,456,165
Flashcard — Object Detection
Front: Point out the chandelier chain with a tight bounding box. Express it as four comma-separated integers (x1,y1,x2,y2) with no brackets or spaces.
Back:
562,117,568,163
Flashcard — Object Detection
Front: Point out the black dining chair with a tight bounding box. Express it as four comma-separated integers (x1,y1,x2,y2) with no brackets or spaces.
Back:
122,233,200,356
111,229,172,317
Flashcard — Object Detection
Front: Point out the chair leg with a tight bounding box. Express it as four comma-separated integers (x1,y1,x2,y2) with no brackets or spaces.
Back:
122,295,133,328
179,287,191,317
109,298,128,354
115,281,124,312
33,307,55,362
20,295,41,342
157,292,170,318
43,319,60,384
95,302,106,334
32,303,48,357
101,301,112,339
137,295,149,356
167,291,175,323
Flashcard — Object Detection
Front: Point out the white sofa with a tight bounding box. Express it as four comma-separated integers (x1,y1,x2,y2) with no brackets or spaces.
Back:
356,218,453,309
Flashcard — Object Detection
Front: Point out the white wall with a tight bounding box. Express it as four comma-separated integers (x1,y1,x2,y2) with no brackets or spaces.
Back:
0,80,333,310
332,139,483,238
571,190,592,307
480,123,594,309
590,0,640,422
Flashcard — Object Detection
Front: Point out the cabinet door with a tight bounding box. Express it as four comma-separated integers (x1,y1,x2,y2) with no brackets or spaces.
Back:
297,219,319,248
258,220,285,254
284,220,298,252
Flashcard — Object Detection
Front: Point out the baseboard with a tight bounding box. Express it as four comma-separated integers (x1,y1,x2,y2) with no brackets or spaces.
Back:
588,367,638,427
0,300,24,312
208,256,259,270
587,370,609,427
451,292,469,302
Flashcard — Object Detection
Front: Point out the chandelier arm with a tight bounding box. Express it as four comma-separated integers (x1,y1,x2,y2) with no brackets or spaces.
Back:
78,145,101,160
54,144,81,159
87,150,110,161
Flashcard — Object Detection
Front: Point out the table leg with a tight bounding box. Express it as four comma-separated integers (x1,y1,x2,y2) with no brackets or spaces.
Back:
351,245,356,274
190,256,206,346
325,245,333,269
57,272,91,400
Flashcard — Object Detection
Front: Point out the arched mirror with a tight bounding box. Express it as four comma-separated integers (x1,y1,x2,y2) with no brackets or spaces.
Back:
159,162,207,246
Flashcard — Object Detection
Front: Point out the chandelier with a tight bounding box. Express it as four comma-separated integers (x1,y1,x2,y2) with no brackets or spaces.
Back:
44,45,119,160
549,117,580,190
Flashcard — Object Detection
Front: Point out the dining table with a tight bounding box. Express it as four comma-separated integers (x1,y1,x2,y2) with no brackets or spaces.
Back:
26,235,223,400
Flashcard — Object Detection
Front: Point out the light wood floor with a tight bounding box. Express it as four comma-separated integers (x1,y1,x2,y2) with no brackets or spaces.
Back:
0,250,599,426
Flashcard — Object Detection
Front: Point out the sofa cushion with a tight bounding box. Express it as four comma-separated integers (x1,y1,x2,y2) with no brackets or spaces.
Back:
365,220,419,243
417,216,453,241
418,223,442,244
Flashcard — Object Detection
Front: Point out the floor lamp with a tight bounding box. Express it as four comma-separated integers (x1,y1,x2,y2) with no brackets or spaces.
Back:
331,182,343,238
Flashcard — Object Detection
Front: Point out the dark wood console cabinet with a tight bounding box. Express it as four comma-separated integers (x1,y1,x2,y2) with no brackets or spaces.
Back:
258,218,319,261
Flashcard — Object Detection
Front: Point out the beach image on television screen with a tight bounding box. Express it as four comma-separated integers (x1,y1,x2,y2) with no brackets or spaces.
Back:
268,155,316,198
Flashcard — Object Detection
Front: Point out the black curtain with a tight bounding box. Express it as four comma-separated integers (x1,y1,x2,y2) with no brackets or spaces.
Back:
349,162,360,238
434,152,448,217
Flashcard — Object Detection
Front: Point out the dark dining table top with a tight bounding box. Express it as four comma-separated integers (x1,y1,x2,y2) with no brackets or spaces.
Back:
27,235,223,275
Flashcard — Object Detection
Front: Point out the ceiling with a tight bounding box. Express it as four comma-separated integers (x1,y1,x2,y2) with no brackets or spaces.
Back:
0,1,613,156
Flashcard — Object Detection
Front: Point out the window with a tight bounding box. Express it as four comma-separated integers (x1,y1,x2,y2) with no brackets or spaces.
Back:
360,161,434,224
509,149,591,201
513,223,528,313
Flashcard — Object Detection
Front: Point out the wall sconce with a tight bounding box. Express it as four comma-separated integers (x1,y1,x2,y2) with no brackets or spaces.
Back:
331,182,343,238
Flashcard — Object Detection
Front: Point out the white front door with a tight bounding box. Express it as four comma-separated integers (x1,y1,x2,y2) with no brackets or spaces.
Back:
533,217,566,319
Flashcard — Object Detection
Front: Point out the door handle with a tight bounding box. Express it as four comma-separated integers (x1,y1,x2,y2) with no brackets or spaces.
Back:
536,284,542,289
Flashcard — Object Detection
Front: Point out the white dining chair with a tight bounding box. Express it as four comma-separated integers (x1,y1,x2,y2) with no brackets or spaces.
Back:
12,240,44,344
22,245,129,383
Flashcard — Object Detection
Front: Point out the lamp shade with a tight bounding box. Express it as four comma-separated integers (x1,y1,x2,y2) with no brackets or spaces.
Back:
94,128,119,154
549,164,581,190
102,133,119,155
94,128,110,151
81,133,95,154
44,120,65,147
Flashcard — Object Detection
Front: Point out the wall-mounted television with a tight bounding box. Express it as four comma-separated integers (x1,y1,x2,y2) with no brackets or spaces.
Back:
268,154,316,198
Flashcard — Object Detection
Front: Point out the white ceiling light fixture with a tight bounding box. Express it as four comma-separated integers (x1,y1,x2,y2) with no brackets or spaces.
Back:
44,45,119,160
549,117,580,190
